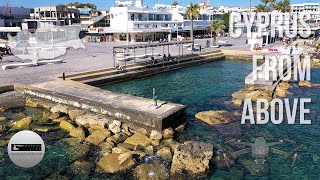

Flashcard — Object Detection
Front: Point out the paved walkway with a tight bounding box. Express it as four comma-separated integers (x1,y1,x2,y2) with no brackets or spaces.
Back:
0,36,281,85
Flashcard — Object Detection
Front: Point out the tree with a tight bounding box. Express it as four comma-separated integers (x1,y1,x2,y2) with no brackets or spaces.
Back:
171,1,179,6
208,20,225,46
185,2,200,45
222,12,230,31
256,4,267,12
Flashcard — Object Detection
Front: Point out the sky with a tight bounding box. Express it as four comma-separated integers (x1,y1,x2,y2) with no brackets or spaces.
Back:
3,0,320,10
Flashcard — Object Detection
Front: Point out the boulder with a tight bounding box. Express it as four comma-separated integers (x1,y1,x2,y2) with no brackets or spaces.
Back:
69,127,86,140
134,161,169,180
231,90,247,100
68,161,94,175
124,133,152,147
108,120,122,134
278,81,290,90
245,90,272,102
298,80,312,88
117,142,143,151
123,123,150,136
50,104,69,114
85,129,111,145
11,117,33,129
99,141,114,155
52,116,68,123
144,145,154,155
97,153,135,173
151,139,160,147
26,98,54,109
232,99,242,106
195,110,236,125
112,147,131,154
162,128,174,139
0,107,6,113
150,130,162,140
68,110,86,121
275,87,287,97
88,124,105,134
48,112,63,120
156,147,172,162
0,125,5,132
175,124,185,132
0,116,6,121
59,120,76,132
107,133,128,144
171,142,213,177
75,114,109,128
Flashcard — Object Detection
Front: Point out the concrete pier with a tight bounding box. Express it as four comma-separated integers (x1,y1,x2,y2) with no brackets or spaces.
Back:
15,80,186,131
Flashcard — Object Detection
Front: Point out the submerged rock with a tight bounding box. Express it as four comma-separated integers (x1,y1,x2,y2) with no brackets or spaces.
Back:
195,110,236,125
97,153,136,173
11,117,33,129
232,99,243,106
67,160,94,175
134,161,169,180
171,141,213,177
0,116,6,121
298,80,312,88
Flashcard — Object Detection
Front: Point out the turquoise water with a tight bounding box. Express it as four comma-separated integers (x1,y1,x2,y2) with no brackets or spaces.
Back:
103,60,320,179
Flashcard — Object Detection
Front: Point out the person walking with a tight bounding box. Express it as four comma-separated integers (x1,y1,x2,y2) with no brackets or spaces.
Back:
290,47,294,55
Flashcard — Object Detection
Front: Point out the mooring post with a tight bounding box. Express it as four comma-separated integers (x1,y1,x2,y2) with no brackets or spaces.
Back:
62,73,65,80
153,88,158,107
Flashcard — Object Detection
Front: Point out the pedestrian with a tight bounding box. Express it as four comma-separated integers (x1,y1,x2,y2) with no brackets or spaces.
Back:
290,47,293,55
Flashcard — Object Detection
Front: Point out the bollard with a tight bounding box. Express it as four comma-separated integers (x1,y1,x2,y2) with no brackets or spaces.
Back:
62,73,65,80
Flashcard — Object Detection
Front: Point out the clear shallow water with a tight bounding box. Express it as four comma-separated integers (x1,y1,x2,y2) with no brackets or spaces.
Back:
103,60,320,179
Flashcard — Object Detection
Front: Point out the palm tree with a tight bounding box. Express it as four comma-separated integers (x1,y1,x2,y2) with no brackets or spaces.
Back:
273,0,290,12
256,4,267,12
208,20,225,46
185,2,200,46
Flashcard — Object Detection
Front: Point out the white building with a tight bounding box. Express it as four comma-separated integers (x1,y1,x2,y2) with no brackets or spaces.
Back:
108,0,224,42
291,3,320,20
218,6,256,13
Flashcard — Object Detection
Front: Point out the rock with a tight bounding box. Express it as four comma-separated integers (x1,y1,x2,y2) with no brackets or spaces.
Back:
0,107,6,113
231,90,247,100
108,120,122,134
75,114,109,128
144,146,154,155
59,138,90,161
33,127,51,132
99,142,114,155
245,90,272,101
0,125,5,132
232,99,242,106
68,161,94,175
52,116,68,123
298,80,312,88
151,139,160,147
112,147,131,154
171,142,213,177
11,117,33,129
0,140,8,147
214,151,236,169
279,81,290,90
156,147,172,162
88,124,105,134
97,153,135,173
48,112,63,120
175,124,185,132
195,110,236,125
0,116,6,121
134,161,169,180
150,130,162,140
59,120,76,132
117,142,143,151
122,124,133,136
124,133,152,147
26,98,54,109
69,127,86,140
50,104,69,114
107,133,128,144
68,109,86,121
162,128,174,139
85,129,111,145
123,123,149,136
275,87,287,97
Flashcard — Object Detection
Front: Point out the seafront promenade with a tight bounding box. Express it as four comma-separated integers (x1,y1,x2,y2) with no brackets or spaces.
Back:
0,36,283,85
